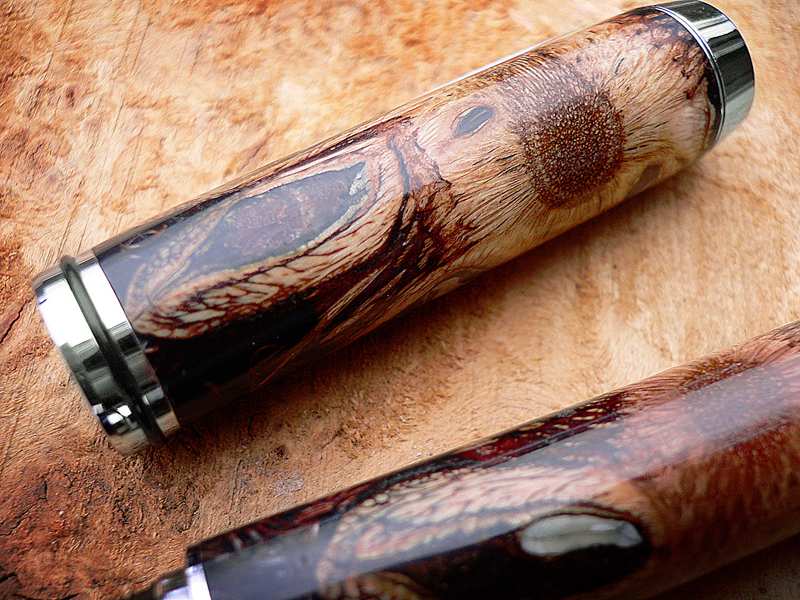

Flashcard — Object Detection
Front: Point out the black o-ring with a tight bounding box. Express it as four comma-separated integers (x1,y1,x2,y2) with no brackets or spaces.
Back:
61,256,166,446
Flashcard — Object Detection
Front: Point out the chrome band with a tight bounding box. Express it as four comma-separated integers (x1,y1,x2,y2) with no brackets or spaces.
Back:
154,566,212,600
32,251,179,454
119,565,211,600
185,565,212,600
656,1,755,143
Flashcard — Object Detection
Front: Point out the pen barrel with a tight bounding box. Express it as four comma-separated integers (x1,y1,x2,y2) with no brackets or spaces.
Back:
187,320,800,600
32,1,754,453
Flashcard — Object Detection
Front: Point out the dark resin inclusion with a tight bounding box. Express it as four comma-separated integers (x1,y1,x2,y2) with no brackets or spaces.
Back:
95,7,720,426
183,321,800,600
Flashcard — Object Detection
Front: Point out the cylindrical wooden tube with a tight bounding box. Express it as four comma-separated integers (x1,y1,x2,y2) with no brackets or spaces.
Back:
32,1,754,453
122,319,800,600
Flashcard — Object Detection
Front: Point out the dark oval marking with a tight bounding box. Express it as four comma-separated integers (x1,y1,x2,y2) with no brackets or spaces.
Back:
99,162,372,303
454,106,494,138
186,161,370,276
519,513,643,556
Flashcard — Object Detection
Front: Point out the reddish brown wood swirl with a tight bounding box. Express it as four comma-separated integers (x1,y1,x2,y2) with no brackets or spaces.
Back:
94,7,720,423
185,321,800,600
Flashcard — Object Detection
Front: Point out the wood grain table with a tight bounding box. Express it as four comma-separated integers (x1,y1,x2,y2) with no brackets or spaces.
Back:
1,0,799,598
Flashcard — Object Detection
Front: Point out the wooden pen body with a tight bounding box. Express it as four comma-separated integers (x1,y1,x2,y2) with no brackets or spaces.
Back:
186,321,800,600
92,6,720,424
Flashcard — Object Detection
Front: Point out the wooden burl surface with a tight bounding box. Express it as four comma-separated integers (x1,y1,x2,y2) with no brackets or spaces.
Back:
1,1,799,599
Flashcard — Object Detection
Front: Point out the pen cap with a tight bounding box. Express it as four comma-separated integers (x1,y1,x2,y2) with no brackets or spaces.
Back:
32,1,754,454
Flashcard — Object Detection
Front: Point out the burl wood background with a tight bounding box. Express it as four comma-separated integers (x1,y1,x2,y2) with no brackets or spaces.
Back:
0,0,798,599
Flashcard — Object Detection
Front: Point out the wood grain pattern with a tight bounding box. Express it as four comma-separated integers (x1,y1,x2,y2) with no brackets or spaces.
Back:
94,7,719,424
1,1,799,600
181,321,800,600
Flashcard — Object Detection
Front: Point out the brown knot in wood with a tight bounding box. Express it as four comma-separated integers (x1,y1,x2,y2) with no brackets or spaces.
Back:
522,89,623,209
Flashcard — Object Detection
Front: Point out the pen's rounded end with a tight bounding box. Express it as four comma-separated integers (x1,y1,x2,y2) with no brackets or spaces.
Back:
32,251,179,454
656,1,755,143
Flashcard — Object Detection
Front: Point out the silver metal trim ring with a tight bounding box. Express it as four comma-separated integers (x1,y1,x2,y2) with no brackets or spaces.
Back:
32,251,179,454
656,1,755,143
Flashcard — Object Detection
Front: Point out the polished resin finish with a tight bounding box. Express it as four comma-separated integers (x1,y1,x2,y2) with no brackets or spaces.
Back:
186,321,800,600
95,7,720,424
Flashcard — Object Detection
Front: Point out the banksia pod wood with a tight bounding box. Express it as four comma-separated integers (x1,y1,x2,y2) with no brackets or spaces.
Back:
32,1,754,452
122,322,800,599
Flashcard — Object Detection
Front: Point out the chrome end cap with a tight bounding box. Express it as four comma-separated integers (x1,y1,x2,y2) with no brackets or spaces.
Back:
32,252,179,454
656,0,755,143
